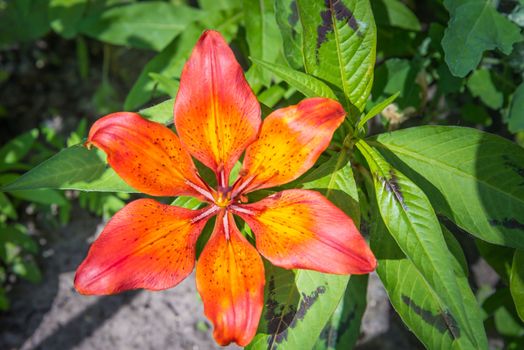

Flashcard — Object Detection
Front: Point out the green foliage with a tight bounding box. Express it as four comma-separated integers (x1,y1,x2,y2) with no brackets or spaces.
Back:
510,250,524,321
371,0,420,32
508,82,524,133
0,0,50,46
3,0,524,348
442,0,522,77
297,0,376,117
247,264,349,350
3,145,135,193
243,0,281,87
467,68,504,109
371,126,524,249
357,140,487,349
79,2,202,51
251,58,337,99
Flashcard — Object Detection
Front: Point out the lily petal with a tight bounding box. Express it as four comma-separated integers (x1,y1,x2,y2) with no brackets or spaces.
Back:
196,212,264,346
87,112,209,198
233,98,345,194
174,30,260,184
75,199,212,294
233,189,376,274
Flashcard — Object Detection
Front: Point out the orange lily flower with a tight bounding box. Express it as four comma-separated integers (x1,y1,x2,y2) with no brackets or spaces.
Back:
74,30,376,346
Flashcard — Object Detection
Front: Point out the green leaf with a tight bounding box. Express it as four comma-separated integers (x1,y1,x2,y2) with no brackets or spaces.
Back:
148,73,180,98
48,0,86,38
0,192,17,220
198,0,241,11
370,201,488,350
510,250,524,322
442,0,523,77
0,287,9,310
171,196,204,210
0,225,39,256
79,2,202,51
475,239,513,283
300,152,360,223
313,275,368,350
250,151,360,349
508,82,524,133
484,288,524,338
138,98,175,125
124,25,201,110
257,85,288,108
460,103,492,126
0,0,50,46
248,263,349,350
371,58,421,110
358,92,399,131
0,129,39,165
297,0,376,116
251,58,337,99
274,0,303,69
357,140,487,350
243,0,282,85
2,145,135,193
436,62,463,94
12,255,42,283
466,68,504,110
371,126,524,249
371,0,421,31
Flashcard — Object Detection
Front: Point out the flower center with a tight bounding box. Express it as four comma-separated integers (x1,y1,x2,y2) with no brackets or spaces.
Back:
214,190,231,208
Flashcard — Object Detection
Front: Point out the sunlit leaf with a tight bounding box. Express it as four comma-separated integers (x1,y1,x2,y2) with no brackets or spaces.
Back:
371,126,524,249
148,73,179,98
274,0,303,69
1,145,135,193
297,0,376,117
251,58,336,99
243,0,282,86
138,98,175,125
313,275,368,350
370,201,487,349
358,92,399,131
300,152,360,223
357,140,487,350
247,263,348,350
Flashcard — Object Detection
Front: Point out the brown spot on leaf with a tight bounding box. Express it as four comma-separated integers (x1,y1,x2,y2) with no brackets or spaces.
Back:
401,295,460,338
489,217,524,231
265,275,326,347
503,155,524,186
381,169,408,210
316,0,360,60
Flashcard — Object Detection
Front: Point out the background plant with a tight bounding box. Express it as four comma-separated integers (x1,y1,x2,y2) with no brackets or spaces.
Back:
1,0,523,349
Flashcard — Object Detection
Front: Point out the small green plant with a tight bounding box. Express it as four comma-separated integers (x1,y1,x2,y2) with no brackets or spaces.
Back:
0,129,69,309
